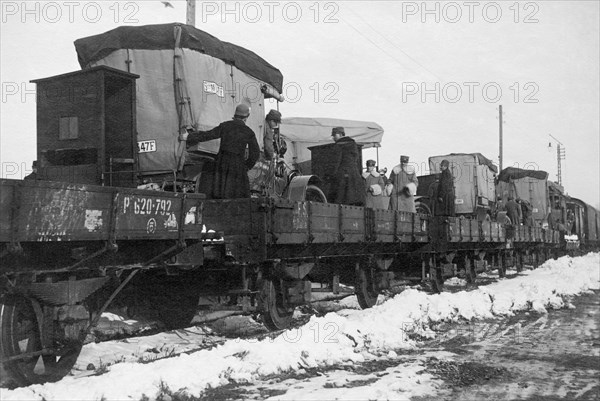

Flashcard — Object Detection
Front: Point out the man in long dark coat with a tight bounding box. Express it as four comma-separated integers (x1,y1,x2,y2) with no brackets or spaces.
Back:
518,198,534,226
181,104,260,199
505,196,522,225
435,159,455,216
330,127,365,206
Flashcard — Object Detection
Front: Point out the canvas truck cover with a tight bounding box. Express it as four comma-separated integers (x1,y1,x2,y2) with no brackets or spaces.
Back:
496,167,549,223
497,167,548,182
429,153,497,214
279,117,384,173
74,23,284,175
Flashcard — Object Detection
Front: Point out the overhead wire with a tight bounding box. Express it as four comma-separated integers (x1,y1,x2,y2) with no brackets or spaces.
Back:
338,15,430,80
344,4,444,81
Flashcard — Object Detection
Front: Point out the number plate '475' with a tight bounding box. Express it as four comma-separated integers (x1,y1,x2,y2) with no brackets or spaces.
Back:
137,140,156,153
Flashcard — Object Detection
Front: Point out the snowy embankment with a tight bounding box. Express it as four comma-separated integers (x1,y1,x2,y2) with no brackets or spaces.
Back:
2,253,599,401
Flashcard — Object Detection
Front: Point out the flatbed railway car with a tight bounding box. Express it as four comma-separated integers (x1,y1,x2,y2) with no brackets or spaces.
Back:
0,178,211,384
1,176,563,385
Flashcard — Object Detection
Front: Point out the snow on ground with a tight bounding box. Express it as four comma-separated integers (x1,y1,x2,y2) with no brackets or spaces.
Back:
1,253,598,401
255,351,453,401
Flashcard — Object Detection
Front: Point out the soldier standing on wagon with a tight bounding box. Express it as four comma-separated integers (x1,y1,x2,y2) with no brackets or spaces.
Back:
180,104,260,199
248,109,286,195
24,161,38,180
435,159,455,216
519,198,534,226
388,155,418,213
505,196,522,225
263,109,282,160
330,127,365,206
363,159,386,209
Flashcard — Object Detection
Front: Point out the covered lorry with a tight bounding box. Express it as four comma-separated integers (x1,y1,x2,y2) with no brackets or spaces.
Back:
278,117,384,174
74,23,284,178
419,153,498,218
496,167,550,224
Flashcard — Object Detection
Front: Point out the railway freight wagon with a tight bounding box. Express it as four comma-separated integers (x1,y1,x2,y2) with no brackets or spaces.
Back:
0,23,287,387
564,197,600,251
0,178,213,385
0,177,564,387
579,200,600,249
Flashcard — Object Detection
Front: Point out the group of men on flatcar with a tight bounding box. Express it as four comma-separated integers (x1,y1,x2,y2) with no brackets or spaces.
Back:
178,104,456,216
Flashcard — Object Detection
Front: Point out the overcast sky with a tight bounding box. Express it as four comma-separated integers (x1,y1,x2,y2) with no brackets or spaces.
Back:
1,0,598,206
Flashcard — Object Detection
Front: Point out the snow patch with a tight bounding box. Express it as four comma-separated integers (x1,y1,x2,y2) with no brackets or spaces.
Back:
2,253,598,401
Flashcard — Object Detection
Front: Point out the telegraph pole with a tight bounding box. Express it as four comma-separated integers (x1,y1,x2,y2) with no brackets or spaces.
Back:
549,134,565,186
498,105,503,171
186,0,196,26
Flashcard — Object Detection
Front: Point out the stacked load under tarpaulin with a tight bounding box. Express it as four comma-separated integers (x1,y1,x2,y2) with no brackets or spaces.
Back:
496,167,550,223
278,117,384,173
74,23,284,176
428,153,498,216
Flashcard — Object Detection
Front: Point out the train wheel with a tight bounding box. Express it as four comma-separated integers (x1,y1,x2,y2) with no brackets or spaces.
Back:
429,267,444,293
497,253,506,278
355,264,379,309
305,185,327,203
533,251,540,269
465,256,476,284
0,295,81,386
259,279,294,331
516,253,523,273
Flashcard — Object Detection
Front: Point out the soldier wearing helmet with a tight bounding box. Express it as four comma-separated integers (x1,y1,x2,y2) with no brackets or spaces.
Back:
263,109,282,160
180,104,260,199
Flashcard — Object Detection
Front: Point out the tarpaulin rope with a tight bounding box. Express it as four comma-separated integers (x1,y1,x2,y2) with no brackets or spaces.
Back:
173,24,196,172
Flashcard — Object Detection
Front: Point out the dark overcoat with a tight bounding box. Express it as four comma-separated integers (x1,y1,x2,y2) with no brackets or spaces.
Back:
435,169,455,216
505,199,522,225
188,119,260,199
331,136,365,206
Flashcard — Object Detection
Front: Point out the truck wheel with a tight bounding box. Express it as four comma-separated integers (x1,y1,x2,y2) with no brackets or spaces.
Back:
259,279,294,331
305,185,327,203
415,201,432,216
